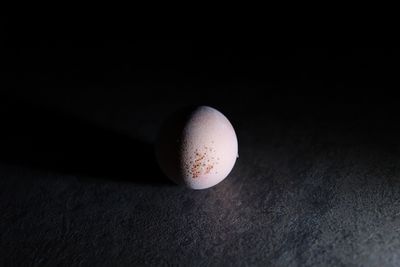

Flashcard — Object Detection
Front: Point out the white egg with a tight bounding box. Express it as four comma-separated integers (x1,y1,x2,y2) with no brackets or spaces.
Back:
155,106,238,189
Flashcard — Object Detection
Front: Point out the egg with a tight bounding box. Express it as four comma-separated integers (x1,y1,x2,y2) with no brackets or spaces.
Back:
155,106,238,189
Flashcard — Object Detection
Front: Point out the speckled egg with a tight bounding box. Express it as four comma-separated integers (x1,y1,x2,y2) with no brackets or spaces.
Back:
155,106,238,189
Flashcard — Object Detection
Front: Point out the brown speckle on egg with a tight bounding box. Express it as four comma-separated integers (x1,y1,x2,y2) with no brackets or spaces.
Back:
205,164,214,174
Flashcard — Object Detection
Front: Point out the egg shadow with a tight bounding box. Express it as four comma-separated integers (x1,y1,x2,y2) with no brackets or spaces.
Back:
0,93,173,185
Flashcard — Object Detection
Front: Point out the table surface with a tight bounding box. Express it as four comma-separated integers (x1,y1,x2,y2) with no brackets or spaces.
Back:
1,44,400,266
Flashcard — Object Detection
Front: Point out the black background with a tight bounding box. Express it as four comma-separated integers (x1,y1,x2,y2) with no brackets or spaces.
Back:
2,16,400,266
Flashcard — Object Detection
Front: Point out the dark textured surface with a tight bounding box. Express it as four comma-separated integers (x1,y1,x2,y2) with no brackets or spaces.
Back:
1,40,400,266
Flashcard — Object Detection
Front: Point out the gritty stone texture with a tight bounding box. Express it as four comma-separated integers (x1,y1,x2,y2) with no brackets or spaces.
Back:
1,90,400,266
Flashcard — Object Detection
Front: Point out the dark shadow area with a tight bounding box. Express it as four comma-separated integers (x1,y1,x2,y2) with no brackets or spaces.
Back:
0,92,173,185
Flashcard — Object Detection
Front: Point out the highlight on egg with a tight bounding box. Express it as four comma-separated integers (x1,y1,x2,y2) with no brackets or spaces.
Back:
155,106,238,190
